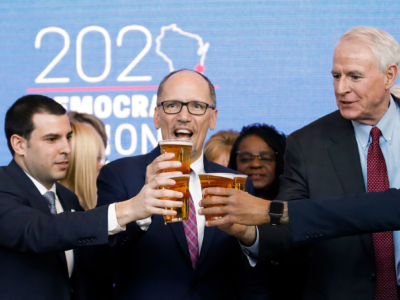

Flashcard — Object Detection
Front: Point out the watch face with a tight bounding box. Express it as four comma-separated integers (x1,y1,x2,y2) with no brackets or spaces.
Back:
269,201,284,225
269,201,284,214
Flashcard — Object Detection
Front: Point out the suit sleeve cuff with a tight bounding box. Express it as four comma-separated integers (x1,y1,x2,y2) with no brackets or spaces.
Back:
107,203,125,235
239,226,259,267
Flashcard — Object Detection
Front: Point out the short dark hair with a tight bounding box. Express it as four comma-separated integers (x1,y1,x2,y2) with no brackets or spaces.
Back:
5,94,66,155
228,123,286,198
157,69,216,106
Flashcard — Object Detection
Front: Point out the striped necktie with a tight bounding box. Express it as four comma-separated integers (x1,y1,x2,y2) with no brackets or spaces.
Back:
183,194,199,268
43,191,57,214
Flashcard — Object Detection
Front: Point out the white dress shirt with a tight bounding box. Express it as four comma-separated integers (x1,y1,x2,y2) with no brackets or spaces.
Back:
352,96,400,284
189,153,206,251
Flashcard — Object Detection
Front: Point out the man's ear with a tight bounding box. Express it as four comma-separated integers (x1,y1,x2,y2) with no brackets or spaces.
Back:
153,106,160,129
10,134,27,156
385,64,398,90
209,109,218,130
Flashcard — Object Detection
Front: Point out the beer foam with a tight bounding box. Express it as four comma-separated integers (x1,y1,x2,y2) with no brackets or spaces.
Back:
158,139,193,146
167,174,190,179
199,172,236,179
234,174,248,178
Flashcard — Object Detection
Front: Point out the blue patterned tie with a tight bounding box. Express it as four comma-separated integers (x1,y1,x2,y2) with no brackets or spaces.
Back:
43,191,57,215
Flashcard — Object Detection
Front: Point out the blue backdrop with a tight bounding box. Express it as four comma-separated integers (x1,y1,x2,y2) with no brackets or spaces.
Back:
1,0,399,164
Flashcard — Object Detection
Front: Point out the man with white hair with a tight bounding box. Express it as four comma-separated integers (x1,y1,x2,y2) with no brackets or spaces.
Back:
277,26,400,299
201,26,400,299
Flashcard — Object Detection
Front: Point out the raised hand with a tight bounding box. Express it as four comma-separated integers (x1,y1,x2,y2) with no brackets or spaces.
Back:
116,175,184,227
199,187,269,226
145,153,182,184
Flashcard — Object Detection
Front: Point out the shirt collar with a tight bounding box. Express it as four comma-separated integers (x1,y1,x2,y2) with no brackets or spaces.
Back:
352,96,396,148
24,172,56,195
190,151,205,175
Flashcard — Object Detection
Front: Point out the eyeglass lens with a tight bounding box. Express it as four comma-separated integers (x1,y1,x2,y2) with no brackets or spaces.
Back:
161,101,210,115
237,152,276,163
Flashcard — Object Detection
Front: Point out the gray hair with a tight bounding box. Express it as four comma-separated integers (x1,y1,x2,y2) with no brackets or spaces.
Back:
391,84,400,98
338,26,400,72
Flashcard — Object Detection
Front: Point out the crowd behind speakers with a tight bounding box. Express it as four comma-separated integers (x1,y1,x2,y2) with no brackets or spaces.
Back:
3,25,400,300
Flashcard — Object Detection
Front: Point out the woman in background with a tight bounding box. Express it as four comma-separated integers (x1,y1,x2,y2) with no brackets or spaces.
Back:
60,122,105,210
228,123,302,300
204,130,239,167
68,111,108,148
228,123,286,199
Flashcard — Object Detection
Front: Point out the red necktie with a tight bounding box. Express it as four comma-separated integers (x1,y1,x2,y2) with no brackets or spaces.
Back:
367,127,397,300
183,194,199,268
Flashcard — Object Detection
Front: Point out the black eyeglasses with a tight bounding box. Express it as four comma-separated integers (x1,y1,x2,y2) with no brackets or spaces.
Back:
158,100,216,115
236,151,276,164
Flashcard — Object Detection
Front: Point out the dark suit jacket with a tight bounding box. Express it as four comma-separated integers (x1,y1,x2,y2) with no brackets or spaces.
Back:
288,188,400,244
0,160,109,300
259,109,379,299
96,147,254,300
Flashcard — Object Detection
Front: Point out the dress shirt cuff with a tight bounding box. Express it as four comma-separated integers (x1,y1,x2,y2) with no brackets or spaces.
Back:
136,217,152,231
107,203,125,235
239,226,259,267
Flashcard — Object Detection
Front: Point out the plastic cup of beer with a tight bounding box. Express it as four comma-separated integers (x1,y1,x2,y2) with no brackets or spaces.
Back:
199,173,235,221
160,174,190,224
159,139,193,174
233,174,247,191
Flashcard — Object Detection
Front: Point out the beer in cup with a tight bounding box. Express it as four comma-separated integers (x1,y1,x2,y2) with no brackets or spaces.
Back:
160,174,190,224
199,173,235,221
159,139,193,174
233,174,247,191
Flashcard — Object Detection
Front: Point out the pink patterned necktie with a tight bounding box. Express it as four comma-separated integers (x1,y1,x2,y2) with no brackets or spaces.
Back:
367,127,397,300
183,194,199,269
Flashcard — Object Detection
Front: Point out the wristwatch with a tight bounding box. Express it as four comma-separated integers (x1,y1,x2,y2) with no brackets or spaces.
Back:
268,201,284,226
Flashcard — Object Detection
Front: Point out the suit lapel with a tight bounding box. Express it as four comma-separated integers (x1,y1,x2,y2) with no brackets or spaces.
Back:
6,160,51,214
325,116,365,194
325,114,374,257
197,226,215,267
167,220,192,264
165,154,219,268
149,147,192,265
56,183,76,212
160,152,234,268
7,161,71,274
327,97,400,190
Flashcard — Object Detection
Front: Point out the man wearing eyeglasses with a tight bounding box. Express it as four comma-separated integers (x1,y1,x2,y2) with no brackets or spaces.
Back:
91,69,255,300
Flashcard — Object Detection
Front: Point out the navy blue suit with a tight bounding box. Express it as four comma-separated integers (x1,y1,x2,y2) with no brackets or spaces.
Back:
288,188,400,244
96,147,254,300
258,105,400,299
0,160,109,300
